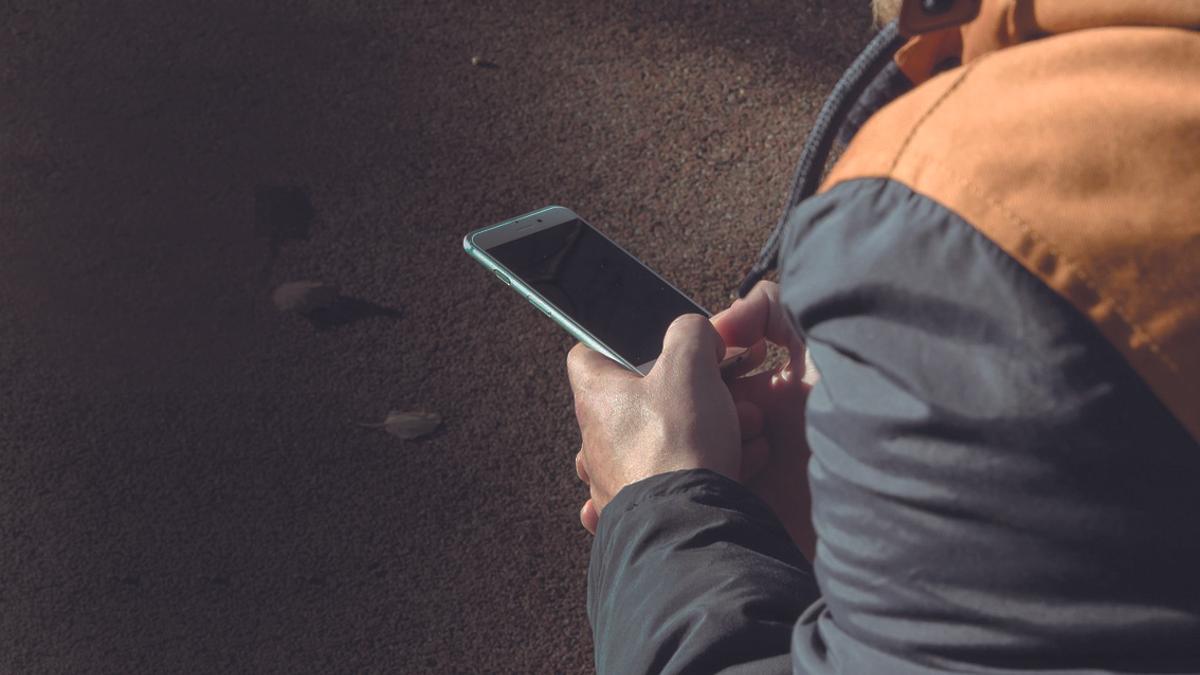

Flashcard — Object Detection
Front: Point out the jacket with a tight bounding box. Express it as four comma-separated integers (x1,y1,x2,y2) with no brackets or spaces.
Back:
587,2,1200,672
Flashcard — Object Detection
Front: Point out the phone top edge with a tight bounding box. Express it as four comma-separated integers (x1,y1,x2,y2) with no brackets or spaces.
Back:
464,205,575,251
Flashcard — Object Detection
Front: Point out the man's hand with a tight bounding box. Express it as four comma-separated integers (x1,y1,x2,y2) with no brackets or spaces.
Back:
569,314,742,534
712,281,816,559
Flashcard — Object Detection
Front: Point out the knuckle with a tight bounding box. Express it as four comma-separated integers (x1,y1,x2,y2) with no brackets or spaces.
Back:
763,281,780,304
753,279,780,308
566,343,591,378
566,342,585,365
670,312,709,334
661,313,721,364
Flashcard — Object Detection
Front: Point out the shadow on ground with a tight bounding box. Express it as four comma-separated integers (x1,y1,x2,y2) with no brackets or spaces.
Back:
0,0,870,671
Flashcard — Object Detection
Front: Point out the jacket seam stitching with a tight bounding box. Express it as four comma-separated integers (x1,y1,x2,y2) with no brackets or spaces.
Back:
888,61,980,174
616,485,755,515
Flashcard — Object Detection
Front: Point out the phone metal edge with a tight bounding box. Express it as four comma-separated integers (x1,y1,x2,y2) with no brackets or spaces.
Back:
464,206,718,377
463,214,641,374
465,205,569,249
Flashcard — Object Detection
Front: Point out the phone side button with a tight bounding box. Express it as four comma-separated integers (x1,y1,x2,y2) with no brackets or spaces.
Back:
493,269,512,286
531,300,551,317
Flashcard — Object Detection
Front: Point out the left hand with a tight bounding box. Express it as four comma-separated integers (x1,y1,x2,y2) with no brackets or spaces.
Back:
712,281,815,557
569,314,742,534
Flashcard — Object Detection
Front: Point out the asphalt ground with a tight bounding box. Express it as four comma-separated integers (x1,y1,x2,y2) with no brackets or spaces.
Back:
0,1,872,671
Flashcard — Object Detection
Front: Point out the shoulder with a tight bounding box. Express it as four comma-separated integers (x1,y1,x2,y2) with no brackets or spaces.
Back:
817,26,1200,444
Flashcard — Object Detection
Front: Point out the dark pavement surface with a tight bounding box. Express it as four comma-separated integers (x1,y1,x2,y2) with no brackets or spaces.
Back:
0,1,871,671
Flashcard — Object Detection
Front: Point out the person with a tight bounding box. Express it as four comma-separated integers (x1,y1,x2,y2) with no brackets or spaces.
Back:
568,0,1200,672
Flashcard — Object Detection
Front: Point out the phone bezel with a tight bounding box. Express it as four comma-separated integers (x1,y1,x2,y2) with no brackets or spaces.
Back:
463,205,712,376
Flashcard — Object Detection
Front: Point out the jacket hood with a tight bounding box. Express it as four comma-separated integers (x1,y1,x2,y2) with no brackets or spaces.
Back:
896,0,1200,83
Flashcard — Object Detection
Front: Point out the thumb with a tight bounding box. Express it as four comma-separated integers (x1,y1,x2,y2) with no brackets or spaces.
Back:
654,314,724,380
712,280,805,368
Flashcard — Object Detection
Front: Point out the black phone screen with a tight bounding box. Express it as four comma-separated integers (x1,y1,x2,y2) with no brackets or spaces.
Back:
488,218,707,366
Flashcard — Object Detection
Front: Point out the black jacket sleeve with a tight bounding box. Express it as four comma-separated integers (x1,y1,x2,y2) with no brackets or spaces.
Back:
586,176,1200,674
587,469,819,675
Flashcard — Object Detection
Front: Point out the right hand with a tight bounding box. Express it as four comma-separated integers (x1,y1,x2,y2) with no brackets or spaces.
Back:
712,281,816,559
569,314,742,534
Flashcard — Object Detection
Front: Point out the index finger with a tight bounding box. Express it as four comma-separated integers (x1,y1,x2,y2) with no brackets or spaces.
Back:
711,281,805,363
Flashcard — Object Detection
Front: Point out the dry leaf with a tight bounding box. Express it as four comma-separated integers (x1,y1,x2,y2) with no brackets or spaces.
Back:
361,411,442,440
272,280,339,314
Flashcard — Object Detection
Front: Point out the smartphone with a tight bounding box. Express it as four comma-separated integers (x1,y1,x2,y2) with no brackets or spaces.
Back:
463,205,744,376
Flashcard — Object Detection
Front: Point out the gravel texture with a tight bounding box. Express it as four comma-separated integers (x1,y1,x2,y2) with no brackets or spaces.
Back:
0,1,871,671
